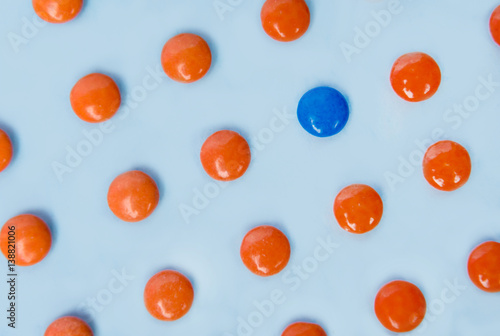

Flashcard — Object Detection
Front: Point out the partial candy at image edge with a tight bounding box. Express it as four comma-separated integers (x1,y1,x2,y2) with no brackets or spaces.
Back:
468,241,500,293
33,0,84,24
334,184,383,234
0,214,52,267
261,0,311,42
0,128,13,173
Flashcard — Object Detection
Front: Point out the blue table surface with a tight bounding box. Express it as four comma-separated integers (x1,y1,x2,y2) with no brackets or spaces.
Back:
1,0,500,335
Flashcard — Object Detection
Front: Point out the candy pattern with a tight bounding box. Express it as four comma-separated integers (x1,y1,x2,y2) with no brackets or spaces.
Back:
0,1,499,334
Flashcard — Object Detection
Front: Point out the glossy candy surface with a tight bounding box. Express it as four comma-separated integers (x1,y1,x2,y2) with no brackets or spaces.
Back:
70,73,121,123
374,280,426,333
144,270,194,321
468,241,500,292
0,129,13,173
44,316,93,336
200,130,251,181
161,33,212,83
261,0,311,42
390,52,441,102
107,170,159,222
240,225,290,277
490,5,500,46
423,140,471,191
33,0,83,24
297,87,349,137
282,322,327,336
334,184,383,234
0,214,52,266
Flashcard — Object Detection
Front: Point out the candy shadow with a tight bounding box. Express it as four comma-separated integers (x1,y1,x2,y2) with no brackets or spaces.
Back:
87,70,128,117
470,236,499,249
183,30,218,81
287,316,327,327
148,266,197,296
132,166,165,203
76,0,91,23
24,209,58,246
60,310,97,334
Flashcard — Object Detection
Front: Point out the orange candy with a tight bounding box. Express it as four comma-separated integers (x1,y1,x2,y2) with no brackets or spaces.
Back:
261,0,310,42
33,0,83,24
282,322,327,336
44,316,93,336
161,33,212,83
374,280,426,333
423,140,471,192
240,225,290,277
200,130,251,181
0,129,13,173
107,170,159,222
144,270,194,321
0,214,52,267
390,52,441,102
468,241,500,293
334,184,383,234
70,73,121,123
490,5,500,46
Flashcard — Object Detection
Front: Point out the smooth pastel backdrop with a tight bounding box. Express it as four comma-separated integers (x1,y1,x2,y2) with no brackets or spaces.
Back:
1,0,500,335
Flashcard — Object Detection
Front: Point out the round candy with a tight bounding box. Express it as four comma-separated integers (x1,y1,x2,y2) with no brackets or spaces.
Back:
70,73,121,123
374,280,426,333
200,130,251,181
144,270,194,321
107,170,159,222
468,241,500,292
33,0,83,24
0,214,52,267
0,129,13,173
334,184,383,234
161,33,212,83
44,316,93,336
297,87,349,137
240,225,290,277
282,322,327,336
423,140,471,192
490,5,500,46
390,52,441,102
261,0,310,42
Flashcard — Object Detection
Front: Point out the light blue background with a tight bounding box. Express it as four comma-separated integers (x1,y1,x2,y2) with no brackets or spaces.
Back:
1,0,500,335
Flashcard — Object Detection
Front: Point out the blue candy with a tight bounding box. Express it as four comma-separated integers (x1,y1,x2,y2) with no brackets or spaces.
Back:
297,86,349,137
